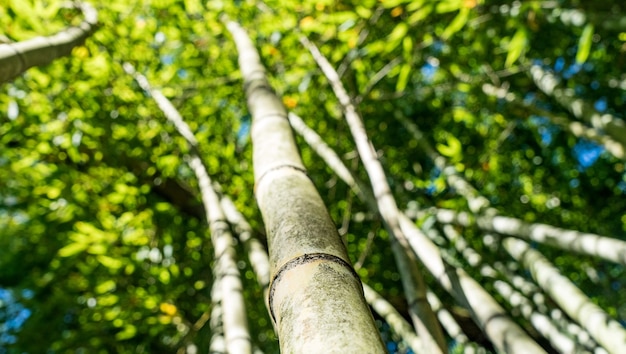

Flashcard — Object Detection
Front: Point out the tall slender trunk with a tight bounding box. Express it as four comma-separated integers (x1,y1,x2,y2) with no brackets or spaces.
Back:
299,34,448,354
125,64,252,353
432,207,626,265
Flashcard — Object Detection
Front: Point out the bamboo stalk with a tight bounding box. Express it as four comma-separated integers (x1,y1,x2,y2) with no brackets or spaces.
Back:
224,18,384,353
125,63,252,353
0,2,98,83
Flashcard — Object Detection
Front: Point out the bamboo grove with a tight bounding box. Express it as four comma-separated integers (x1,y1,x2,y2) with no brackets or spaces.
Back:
1,0,626,353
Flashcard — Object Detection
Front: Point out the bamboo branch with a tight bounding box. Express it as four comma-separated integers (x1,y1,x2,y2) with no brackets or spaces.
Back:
0,2,98,83
431,207,626,266
482,83,626,161
504,238,626,353
530,65,626,150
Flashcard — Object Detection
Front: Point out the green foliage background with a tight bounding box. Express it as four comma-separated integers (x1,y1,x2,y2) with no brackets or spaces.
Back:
1,0,625,352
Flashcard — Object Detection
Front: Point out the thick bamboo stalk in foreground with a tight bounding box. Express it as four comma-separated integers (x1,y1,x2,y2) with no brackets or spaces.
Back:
0,2,98,83
220,185,422,352
225,19,384,353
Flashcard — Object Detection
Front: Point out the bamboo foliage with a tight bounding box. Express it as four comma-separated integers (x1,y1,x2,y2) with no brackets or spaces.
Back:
288,112,546,352
125,64,252,353
395,114,493,215
399,114,626,265
0,2,98,83
299,34,448,354
400,115,626,353
482,83,626,161
529,64,626,149
224,19,385,353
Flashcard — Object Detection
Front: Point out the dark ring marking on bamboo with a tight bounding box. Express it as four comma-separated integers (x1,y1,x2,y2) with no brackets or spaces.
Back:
268,253,362,324
254,164,309,194
209,218,229,228
242,75,272,92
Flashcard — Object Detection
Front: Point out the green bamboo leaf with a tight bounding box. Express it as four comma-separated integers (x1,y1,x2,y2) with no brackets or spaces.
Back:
402,37,413,60
408,5,433,25
364,40,384,55
381,0,413,8
441,8,469,40
396,64,411,92
183,0,202,14
436,0,462,14
384,23,409,53
436,134,462,161
115,324,137,340
355,6,372,19
98,255,124,269
576,24,594,64
326,11,357,25
84,54,111,80
95,279,116,294
452,107,474,124
505,28,527,68
9,0,43,34
57,242,88,257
